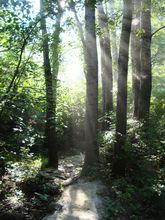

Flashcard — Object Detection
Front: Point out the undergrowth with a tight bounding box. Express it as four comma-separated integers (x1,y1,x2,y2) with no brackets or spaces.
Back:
99,102,165,219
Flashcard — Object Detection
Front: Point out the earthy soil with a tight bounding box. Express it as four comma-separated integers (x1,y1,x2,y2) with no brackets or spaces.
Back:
43,179,107,220
0,153,108,220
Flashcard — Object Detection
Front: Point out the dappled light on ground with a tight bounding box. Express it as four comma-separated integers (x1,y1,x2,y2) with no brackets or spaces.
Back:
0,153,85,219
43,180,107,220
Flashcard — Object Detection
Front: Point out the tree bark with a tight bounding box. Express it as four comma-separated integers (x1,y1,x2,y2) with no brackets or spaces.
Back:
68,0,87,79
138,0,152,122
113,0,133,175
98,1,113,125
52,8,62,106
40,0,58,168
83,0,99,170
108,0,118,81
131,0,141,118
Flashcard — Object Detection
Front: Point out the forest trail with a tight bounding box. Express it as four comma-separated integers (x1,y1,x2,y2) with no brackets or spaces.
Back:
43,180,106,220
43,154,107,220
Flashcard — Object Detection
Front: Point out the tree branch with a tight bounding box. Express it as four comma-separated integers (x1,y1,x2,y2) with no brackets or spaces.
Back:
0,15,42,104
151,25,165,38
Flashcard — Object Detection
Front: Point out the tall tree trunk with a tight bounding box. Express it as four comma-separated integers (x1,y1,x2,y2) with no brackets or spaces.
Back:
68,1,86,148
131,0,141,119
69,0,86,79
83,0,99,171
98,1,113,126
138,0,152,122
113,0,133,175
52,8,62,106
108,0,118,81
40,0,58,168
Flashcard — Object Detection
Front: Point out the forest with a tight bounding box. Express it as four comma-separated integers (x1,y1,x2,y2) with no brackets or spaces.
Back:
0,0,165,219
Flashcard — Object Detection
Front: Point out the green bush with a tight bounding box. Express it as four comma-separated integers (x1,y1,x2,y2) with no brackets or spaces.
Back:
99,100,165,219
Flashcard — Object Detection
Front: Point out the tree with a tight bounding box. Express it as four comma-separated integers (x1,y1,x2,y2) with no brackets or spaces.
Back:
98,1,113,126
83,0,99,171
0,0,37,117
68,0,86,78
113,0,133,175
40,0,58,168
131,0,141,119
138,0,152,122
51,2,62,108
107,0,118,81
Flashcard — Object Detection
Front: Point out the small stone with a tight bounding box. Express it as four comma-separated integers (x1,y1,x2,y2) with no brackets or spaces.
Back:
66,164,74,168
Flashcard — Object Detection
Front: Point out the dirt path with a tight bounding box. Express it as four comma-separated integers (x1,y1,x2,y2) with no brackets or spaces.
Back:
42,154,107,220
43,179,106,220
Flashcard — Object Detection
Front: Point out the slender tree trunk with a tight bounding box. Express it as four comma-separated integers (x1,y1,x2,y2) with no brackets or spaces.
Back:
69,0,87,79
52,10,62,106
138,0,152,122
98,1,113,125
131,0,141,119
83,0,99,171
113,0,133,175
40,0,58,168
108,0,118,81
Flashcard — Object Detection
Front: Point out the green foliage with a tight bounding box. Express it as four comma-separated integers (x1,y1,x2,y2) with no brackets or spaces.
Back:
99,101,165,219
108,11,122,30
104,176,165,219
99,66,165,218
0,85,45,159
56,82,86,150
0,0,165,219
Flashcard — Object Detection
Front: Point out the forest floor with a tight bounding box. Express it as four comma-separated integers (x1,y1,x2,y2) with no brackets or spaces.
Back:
0,152,108,220
42,153,108,220
43,177,107,220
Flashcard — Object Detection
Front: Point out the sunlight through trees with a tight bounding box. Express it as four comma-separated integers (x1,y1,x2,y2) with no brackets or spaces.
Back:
0,0,165,219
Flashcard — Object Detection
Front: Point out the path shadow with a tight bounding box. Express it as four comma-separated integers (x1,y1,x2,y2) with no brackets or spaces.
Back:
48,179,105,220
